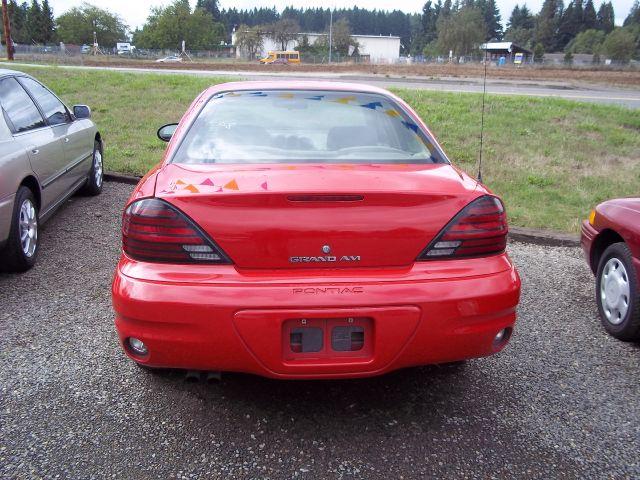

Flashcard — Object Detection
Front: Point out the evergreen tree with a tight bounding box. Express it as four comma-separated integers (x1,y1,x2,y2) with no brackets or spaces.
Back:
479,0,503,40
421,1,439,44
508,5,521,28
557,0,584,49
536,0,562,50
27,0,44,43
6,1,29,44
442,0,453,17
196,0,220,20
596,2,615,33
583,0,597,30
505,4,535,46
41,0,55,43
624,0,640,26
506,3,535,30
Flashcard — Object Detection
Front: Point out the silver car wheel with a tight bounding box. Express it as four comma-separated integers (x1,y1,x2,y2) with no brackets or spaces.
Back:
18,199,38,257
94,149,103,187
600,257,630,325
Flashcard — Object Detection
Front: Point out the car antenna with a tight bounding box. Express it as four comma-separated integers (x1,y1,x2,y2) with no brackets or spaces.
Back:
477,43,489,184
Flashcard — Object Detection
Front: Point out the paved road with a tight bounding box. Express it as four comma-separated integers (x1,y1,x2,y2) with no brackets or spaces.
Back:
1,182,639,478
3,61,640,108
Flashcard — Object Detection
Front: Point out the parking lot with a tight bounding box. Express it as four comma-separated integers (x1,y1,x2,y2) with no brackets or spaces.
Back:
1,181,639,479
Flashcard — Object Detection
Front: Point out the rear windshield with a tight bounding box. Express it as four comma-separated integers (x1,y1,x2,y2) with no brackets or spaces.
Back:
171,90,447,165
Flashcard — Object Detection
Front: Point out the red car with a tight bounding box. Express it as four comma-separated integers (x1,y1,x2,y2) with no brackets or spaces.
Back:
582,198,640,340
112,82,521,379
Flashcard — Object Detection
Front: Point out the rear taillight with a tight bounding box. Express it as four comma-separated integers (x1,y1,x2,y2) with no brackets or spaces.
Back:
418,195,508,260
122,198,230,264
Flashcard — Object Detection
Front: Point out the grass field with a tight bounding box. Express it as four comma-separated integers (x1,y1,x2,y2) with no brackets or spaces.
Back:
6,65,640,233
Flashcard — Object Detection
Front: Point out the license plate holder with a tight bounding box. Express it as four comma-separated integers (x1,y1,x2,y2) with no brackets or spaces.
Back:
282,317,373,361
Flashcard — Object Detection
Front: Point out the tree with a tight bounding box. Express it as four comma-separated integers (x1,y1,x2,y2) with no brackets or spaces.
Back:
567,28,605,52
437,6,485,56
5,1,29,44
478,0,503,40
583,0,597,29
27,0,43,43
329,18,359,56
134,0,225,50
268,18,299,50
196,0,219,21
504,4,535,47
504,27,535,47
441,0,453,18
56,3,128,47
597,2,615,33
564,49,573,63
421,1,439,45
533,42,545,61
40,0,54,43
602,27,636,62
557,1,584,50
233,24,263,59
507,4,535,30
624,0,640,26
536,0,562,50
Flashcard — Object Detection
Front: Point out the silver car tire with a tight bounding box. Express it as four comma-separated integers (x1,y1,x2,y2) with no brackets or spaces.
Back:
81,140,104,196
595,242,640,341
0,186,39,272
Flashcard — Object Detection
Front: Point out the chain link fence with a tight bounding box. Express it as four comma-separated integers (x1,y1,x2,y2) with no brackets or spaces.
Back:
1,43,636,69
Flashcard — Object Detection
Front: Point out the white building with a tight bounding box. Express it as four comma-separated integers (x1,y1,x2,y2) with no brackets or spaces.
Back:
232,31,401,64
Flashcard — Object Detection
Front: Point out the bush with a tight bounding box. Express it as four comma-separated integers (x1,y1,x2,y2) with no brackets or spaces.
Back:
602,28,636,63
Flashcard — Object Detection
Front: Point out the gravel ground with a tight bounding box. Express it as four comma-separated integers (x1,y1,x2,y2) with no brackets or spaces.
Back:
1,181,639,479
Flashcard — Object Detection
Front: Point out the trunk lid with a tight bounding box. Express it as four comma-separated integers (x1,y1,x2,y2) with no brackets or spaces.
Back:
155,163,480,269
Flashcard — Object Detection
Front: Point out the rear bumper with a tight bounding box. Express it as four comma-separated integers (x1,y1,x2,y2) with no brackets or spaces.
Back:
112,254,521,379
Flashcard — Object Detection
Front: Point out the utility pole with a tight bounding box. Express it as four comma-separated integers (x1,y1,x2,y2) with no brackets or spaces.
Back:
2,0,14,61
328,8,333,63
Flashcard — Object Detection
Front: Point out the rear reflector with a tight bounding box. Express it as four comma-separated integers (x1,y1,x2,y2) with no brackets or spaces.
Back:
418,195,508,260
122,198,230,264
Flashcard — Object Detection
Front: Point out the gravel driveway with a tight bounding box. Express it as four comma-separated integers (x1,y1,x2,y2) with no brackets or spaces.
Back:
1,182,638,479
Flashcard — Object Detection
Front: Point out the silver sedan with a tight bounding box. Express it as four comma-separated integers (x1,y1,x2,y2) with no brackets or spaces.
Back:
0,69,104,272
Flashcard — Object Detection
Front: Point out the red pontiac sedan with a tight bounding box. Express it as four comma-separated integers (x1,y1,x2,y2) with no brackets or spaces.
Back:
581,198,640,341
112,82,521,379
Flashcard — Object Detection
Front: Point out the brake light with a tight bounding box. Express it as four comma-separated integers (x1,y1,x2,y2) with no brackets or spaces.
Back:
122,198,230,264
418,195,508,260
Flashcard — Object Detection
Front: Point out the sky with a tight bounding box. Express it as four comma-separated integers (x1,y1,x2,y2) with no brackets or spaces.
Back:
47,0,633,30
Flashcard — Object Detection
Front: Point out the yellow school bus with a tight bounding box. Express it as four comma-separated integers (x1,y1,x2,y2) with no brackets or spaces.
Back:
259,51,301,64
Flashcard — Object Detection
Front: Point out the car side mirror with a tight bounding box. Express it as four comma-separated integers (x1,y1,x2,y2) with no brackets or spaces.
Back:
157,123,178,142
73,105,91,119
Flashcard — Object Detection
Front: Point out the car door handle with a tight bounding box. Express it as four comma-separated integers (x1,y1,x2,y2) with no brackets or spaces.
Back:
64,137,70,143
31,149,40,155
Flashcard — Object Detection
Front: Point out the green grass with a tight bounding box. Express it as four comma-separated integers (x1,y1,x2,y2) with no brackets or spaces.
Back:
395,88,640,232
6,65,640,233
